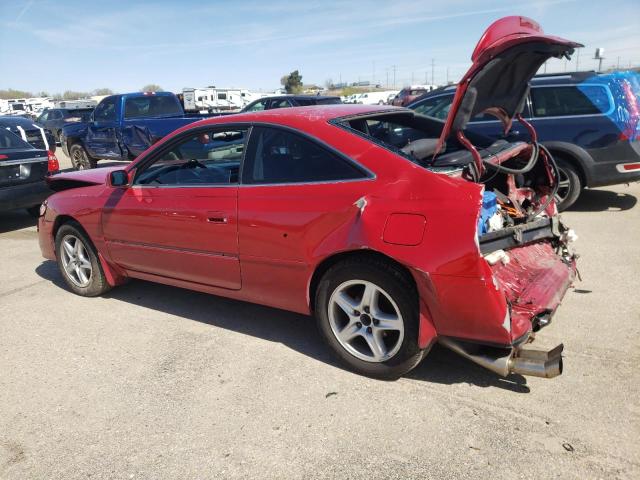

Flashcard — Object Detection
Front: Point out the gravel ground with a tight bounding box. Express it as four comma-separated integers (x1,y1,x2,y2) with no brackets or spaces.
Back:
1,151,638,479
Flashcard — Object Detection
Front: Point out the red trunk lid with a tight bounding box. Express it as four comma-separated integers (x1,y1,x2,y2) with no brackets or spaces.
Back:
437,16,583,152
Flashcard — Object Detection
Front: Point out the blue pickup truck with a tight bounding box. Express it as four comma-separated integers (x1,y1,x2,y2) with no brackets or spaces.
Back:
60,92,208,169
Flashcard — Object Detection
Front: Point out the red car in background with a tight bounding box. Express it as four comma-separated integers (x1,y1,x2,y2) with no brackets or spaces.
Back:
38,17,581,380
391,86,433,107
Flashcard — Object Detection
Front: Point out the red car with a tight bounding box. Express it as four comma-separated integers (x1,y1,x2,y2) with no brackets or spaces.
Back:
38,17,580,380
391,86,432,107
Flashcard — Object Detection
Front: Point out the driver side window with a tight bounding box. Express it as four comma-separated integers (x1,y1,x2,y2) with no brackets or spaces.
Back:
94,97,117,122
135,128,248,186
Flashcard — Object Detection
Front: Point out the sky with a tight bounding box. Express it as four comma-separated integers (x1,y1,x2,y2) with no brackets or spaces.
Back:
1,0,639,94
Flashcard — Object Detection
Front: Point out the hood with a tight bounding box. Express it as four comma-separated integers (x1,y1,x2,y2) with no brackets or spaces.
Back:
437,16,582,150
46,167,120,191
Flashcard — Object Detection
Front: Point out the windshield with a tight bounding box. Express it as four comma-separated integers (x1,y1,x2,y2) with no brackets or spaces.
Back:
67,109,94,121
124,95,182,119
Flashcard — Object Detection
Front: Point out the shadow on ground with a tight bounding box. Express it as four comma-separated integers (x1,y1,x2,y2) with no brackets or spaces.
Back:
568,188,637,212
36,260,529,393
0,211,36,234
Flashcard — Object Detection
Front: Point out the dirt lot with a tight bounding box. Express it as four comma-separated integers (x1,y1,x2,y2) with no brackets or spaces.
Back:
1,149,639,479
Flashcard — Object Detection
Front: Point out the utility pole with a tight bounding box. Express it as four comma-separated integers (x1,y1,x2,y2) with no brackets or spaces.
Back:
392,65,397,88
385,69,389,88
575,48,580,71
617,56,620,70
411,72,415,84
431,58,435,86
446,67,450,84
372,61,375,85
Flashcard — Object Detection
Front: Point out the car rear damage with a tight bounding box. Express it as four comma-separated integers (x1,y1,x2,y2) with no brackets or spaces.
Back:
331,17,581,379
428,16,581,378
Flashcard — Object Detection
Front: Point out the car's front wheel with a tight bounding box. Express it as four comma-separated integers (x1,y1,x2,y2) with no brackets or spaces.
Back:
315,257,424,379
55,223,111,296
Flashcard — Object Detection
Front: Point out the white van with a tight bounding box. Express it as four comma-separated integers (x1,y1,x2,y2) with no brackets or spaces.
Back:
355,91,397,105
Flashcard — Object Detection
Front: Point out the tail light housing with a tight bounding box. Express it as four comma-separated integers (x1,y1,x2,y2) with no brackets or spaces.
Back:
47,151,59,173
621,80,640,142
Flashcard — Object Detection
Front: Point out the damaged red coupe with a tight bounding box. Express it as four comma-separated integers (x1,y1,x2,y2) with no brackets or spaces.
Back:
38,17,581,380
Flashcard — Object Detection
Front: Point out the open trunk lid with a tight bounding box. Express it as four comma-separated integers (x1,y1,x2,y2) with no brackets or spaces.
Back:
437,16,583,151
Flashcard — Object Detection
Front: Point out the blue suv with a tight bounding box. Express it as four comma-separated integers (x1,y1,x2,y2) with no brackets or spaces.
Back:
408,71,640,210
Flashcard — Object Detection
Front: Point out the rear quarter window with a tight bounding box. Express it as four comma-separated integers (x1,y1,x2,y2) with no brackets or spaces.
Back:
531,85,612,117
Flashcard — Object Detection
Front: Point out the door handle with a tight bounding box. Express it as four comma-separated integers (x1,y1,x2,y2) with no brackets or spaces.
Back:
206,211,229,223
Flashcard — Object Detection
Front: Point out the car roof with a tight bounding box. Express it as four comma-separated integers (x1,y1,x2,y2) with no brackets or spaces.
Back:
0,115,36,127
189,104,406,129
530,71,598,85
253,95,340,101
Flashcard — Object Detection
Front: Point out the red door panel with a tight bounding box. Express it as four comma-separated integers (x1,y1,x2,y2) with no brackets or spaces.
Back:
102,186,240,289
237,182,372,312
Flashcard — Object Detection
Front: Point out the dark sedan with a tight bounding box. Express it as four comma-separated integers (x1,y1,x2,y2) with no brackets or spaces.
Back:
241,95,341,112
0,129,58,215
0,115,56,154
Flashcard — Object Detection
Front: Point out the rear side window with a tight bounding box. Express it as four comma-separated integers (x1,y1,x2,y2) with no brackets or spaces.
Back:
531,85,611,117
269,99,292,109
317,97,341,105
242,126,366,184
124,95,182,119
0,129,33,150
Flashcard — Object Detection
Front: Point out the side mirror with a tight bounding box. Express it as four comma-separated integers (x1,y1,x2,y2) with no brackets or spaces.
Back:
109,170,129,187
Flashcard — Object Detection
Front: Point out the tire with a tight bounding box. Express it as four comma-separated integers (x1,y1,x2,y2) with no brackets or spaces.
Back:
554,158,582,211
69,143,97,170
315,257,424,379
55,223,111,297
26,205,41,217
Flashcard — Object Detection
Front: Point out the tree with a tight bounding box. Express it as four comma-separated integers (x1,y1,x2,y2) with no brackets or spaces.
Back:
141,84,162,92
0,88,33,100
62,90,89,100
92,88,114,96
280,70,303,94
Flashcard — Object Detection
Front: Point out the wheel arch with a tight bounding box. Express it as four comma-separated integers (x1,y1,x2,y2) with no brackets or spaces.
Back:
52,214,82,239
52,214,125,287
308,249,417,313
542,141,593,187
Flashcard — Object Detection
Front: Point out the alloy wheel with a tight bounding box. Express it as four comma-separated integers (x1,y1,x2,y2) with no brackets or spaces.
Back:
72,147,88,170
60,235,93,287
328,280,405,363
554,166,571,204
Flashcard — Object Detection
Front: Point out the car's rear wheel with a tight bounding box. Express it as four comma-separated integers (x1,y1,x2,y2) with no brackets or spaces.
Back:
554,158,582,211
55,223,111,296
69,144,97,170
315,257,424,379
